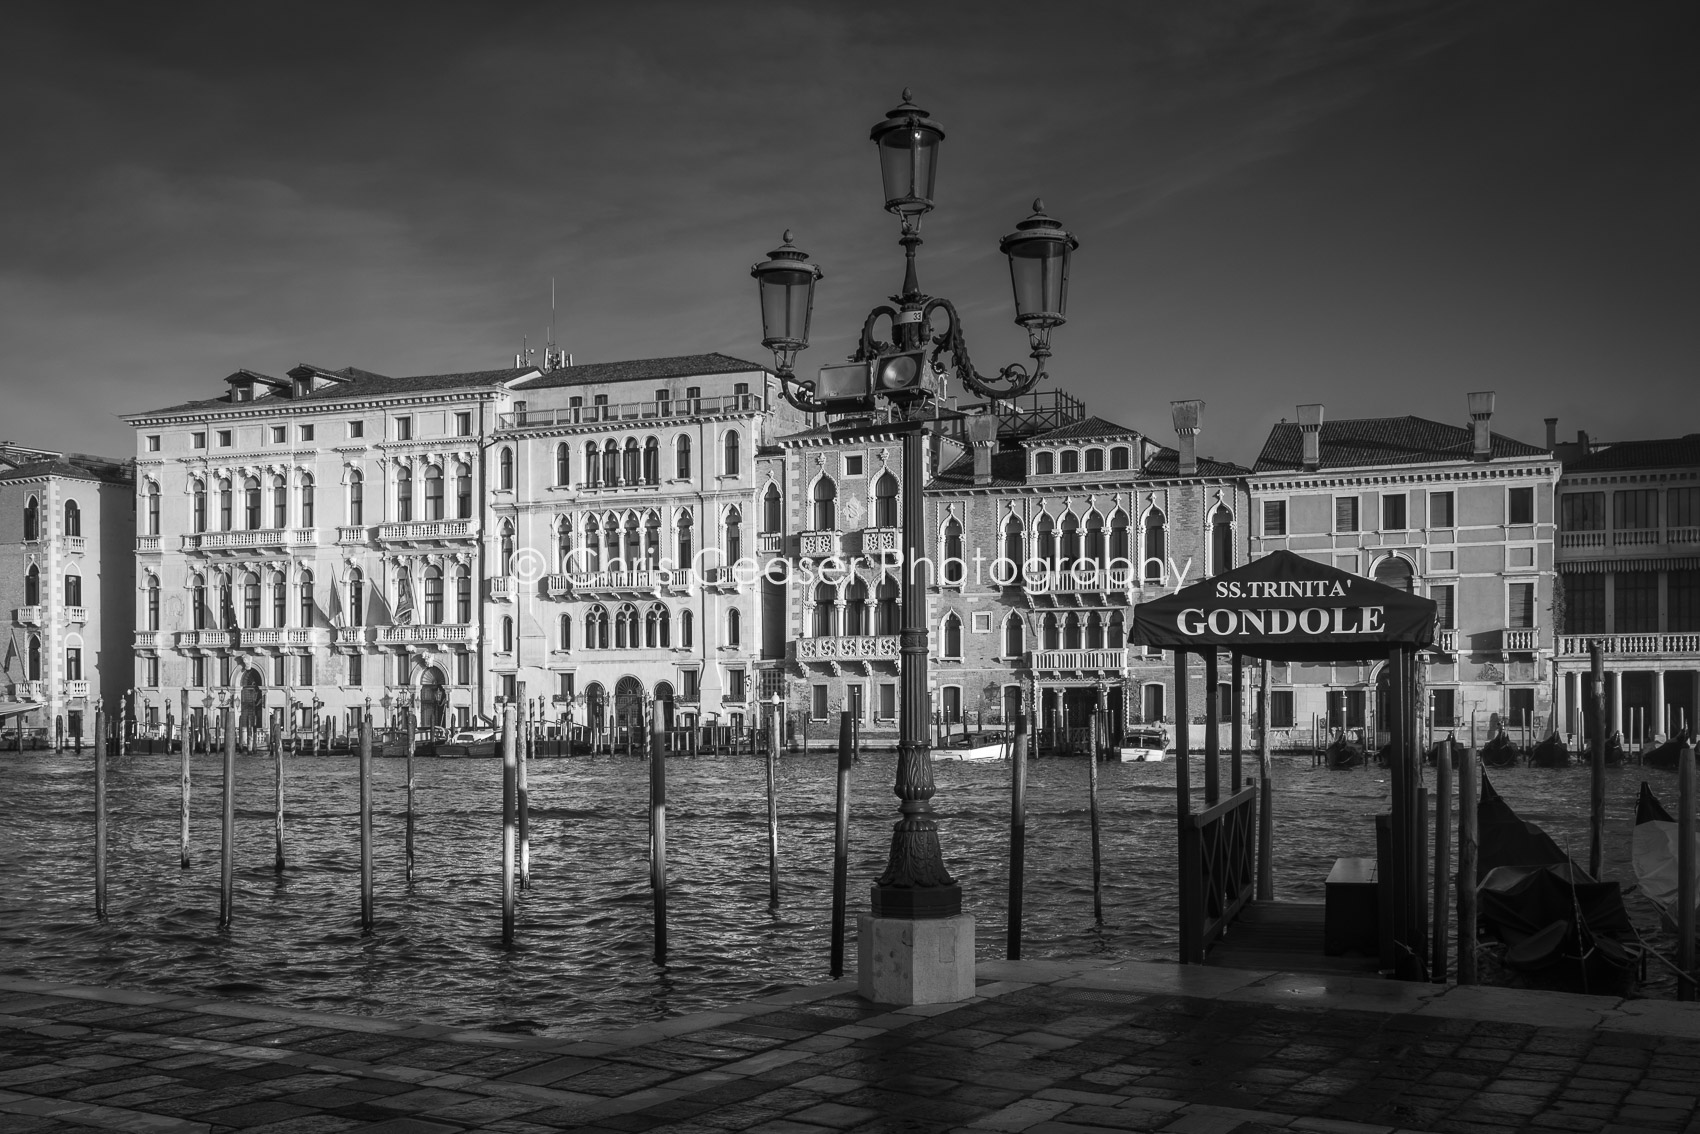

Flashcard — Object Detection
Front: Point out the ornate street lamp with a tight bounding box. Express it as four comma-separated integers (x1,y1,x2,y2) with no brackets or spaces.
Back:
750,91,1081,933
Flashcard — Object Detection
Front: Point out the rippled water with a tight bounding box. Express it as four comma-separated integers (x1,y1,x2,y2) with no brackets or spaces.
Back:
0,747,1681,1035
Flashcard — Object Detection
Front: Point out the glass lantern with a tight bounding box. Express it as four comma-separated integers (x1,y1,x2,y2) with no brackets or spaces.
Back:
869,89,945,217
750,231,823,375
1000,199,1078,332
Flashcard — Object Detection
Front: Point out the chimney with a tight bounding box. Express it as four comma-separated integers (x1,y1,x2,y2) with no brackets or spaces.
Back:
1297,404,1324,471
969,414,998,487
1170,400,1202,476
1545,417,1557,450
1467,390,1495,462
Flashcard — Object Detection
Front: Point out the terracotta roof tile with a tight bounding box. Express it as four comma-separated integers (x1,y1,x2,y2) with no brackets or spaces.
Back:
1565,435,1700,472
1027,415,1140,442
512,353,767,390
1253,416,1548,473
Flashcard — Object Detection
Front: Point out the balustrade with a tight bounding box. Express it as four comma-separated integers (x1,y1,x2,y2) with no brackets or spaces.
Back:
64,606,87,624
1028,648,1127,673
797,635,900,662
1558,633,1700,657
1435,629,1457,654
64,536,86,553
1560,531,1606,548
175,630,232,648
758,532,783,554
1031,566,1133,594
336,526,368,544
799,530,841,559
489,576,516,603
1614,528,1661,547
497,392,764,429
12,681,45,700
134,631,160,649
15,606,43,626
565,569,662,594
377,519,476,544
379,624,473,645
860,527,900,555
135,535,161,552
1499,628,1540,653
335,626,372,646
63,680,89,699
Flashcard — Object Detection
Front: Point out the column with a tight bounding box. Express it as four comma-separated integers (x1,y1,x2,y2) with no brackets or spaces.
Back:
1654,669,1667,739
1610,669,1624,738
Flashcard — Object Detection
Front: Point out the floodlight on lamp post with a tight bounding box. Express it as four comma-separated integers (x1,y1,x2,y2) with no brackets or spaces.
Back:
749,89,1083,924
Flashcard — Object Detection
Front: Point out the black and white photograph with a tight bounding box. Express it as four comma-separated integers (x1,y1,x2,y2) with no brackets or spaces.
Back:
2,3,1698,1132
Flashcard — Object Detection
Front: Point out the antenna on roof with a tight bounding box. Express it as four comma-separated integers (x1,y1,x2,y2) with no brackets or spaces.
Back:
542,277,570,371
514,334,536,370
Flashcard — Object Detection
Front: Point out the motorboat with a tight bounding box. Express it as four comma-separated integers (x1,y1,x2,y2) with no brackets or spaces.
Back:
936,731,1011,762
1113,726,1169,762
436,729,499,757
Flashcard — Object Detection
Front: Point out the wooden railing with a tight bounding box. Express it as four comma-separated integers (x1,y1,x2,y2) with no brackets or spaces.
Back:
1179,785,1258,964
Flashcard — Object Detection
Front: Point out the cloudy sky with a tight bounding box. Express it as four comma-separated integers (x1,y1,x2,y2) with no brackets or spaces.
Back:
3,1,1695,465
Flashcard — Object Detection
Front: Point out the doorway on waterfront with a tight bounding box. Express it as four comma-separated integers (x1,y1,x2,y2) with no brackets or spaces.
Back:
240,667,262,732
655,681,675,732
418,666,445,730
614,676,644,747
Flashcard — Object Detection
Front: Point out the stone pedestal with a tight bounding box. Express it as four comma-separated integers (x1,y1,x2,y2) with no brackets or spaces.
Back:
857,912,976,1005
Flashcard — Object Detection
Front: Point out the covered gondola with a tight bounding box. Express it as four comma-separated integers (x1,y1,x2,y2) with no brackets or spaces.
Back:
1326,736,1365,769
1643,732,1695,770
1527,734,1571,769
1480,732,1521,768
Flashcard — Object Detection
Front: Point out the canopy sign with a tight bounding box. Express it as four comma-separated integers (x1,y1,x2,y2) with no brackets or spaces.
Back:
1131,549,1436,662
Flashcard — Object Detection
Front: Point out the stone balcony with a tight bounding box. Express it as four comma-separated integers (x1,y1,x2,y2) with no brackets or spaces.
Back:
1557,632,1700,659
336,526,368,545
135,535,161,552
758,532,784,555
334,626,372,647
183,529,317,553
134,631,161,650
175,630,233,649
63,536,86,553
238,628,320,648
860,528,900,556
64,606,87,624
64,680,89,699
12,681,45,700
15,606,43,626
796,634,900,674
564,569,663,597
1559,527,1700,552
698,566,739,592
799,530,841,559
377,519,477,547
1028,648,1128,675
378,624,475,646
1498,628,1540,655
489,576,516,603
1435,629,1457,654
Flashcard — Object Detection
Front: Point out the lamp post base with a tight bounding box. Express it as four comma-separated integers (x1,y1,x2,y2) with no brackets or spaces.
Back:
857,911,976,1005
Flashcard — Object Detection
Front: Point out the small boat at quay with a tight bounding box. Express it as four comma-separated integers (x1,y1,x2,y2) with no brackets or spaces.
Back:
1480,732,1521,768
1643,732,1697,771
1326,734,1365,770
1528,733,1572,769
1632,781,1697,935
436,730,499,758
1113,726,1169,762
936,731,1011,762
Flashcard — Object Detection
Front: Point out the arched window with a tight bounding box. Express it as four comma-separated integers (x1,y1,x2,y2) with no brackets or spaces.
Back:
623,439,641,485
1374,555,1414,593
27,635,40,680
1036,514,1056,565
556,443,571,486
192,480,207,532
675,435,691,479
1085,448,1105,473
270,570,287,626
876,577,899,634
813,581,836,637
1059,514,1079,566
1143,509,1166,582
585,441,601,487
559,613,572,651
425,466,444,520
145,481,161,536
583,518,601,571
272,475,287,528
146,576,160,631
22,496,38,541
24,564,39,606
681,608,694,649
813,477,836,531
219,477,234,530
349,569,365,627
396,466,413,522
943,518,964,583
243,572,261,628
64,499,82,537
676,510,693,566
643,437,659,485
723,430,740,476
644,512,661,566
243,477,261,529
622,514,641,566
644,604,662,648
1085,513,1105,568
846,579,869,636
1003,517,1022,579
1209,505,1234,576
64,572,83,606
192,573,207,630
502,616,514,652
455,566,471,622
615,603,639,648
727,606,741,647
874,473,898,527
348,471,363,525
763,483,782,532
424,565,443,624
1034,451,1054,475
1085,611,1104,649
943,613,962,658
1063,612,1082,650
299,570,314,627
603,440,619,485
499,520,514,575
300,474,315,527
1061,450,1080,474
1110,446,1131,471
455,463,472,518
725,506,742,562
587,604,609,649
1004,614,1024,658
499,447,514,491
1107,611,1125,650
1109,510,1130,566
1042,614,1059,650
557,522,573,572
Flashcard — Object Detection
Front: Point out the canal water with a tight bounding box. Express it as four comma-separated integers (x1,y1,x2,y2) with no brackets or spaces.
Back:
0,748,1679,1036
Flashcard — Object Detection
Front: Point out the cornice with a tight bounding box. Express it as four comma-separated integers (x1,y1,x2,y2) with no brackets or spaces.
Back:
122,386,508,427
1249,461,1560,493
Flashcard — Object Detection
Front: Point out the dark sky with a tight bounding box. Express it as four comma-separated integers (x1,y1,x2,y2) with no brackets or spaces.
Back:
3,1,1695,465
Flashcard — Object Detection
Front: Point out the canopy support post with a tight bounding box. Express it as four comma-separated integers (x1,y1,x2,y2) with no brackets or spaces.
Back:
1175,649,1195,963
1230,652,1243,791
1204,651,1219,806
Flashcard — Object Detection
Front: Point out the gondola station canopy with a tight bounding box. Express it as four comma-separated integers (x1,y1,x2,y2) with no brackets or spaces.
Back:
1132,549,1437,662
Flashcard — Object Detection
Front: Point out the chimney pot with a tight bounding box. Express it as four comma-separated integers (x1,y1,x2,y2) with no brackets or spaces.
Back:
1544,417,1558,450
1467,390,1495,461
969,414,997,486
1297,404,1324,471
1170,400,1203,477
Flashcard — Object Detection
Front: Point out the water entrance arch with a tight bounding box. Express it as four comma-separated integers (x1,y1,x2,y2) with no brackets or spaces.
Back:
418,666,445,730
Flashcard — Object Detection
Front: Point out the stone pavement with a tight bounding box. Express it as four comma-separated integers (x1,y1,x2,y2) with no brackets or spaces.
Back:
5,960,1700,1134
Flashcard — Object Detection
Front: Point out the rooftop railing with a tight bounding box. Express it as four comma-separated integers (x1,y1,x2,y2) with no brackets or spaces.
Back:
499,393,766,430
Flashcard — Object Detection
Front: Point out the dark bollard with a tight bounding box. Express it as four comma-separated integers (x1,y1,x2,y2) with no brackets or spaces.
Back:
651,711,667,965
1008,711,1029,960
518,699,531,890
1457,746,1478,985
1088,708,1103,925
359,709,373,934
830,711,852,978
1680,741,1696,1000
219,702,235,927
1589,643,1606,880
766,709,780,909
501,703,516,946
180,703,192,869
271,717,285,874
405,709,416,883
94,704,107,918
1432,739,1453,983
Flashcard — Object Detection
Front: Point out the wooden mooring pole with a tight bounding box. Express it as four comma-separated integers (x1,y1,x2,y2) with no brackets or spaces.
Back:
1087,707,1103,925
404,708,415,883
1589,643,1606,879
359,708,373,935
1432,739,1453,983
766,707,780,910
830,710,852,978
271,715,285,874
518,696,531,891
1257,659,1273,901
1008,710,1029,960
651,708,667,965
501,702,516,947
179,689,191,869
1457,743,1478,985
1679,740,1696,1000
219,702,235,928
94,704,107,918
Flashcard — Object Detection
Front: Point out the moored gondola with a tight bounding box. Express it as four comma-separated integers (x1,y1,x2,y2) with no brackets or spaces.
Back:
1424,738,1458,767
1643,732,1696,770
1527,733,1571,768
1631,781,1692,935
1326,734,1365,769
1480,732,1521,767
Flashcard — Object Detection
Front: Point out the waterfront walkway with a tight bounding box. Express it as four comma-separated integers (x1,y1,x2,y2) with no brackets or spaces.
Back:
5,962,1700,1134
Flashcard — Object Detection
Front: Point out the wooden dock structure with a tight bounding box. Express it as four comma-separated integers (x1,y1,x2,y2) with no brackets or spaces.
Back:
1202,900,1382,976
